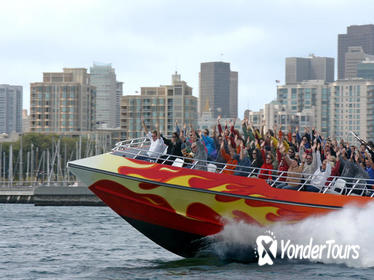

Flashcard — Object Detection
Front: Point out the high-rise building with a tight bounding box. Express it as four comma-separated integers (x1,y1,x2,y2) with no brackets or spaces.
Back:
338,24,374,79
30,68,96,132
357,59,374,80
229,71,238,118
276,79,374,142
285,56,334,84
90,63,122,128
22,109,30,133
0,84,22,134
116,82,123,128
199,62,238,118
120,72,198,139
277,80,330,134
344,47,374,79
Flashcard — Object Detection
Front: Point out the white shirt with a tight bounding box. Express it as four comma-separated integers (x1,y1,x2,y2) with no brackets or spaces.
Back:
146,132,165,157
310,162,331,190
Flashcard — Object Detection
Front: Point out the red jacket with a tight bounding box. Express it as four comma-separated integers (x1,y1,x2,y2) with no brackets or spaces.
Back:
259,163,273,180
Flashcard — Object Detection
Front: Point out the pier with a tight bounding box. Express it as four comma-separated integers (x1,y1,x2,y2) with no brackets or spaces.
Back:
0,183,105,206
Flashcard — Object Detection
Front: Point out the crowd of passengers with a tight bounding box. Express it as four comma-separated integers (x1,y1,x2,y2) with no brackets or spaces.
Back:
139,117,374,194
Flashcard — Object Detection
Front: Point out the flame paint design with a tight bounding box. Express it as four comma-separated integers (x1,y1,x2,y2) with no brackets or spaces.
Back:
70,154,373,237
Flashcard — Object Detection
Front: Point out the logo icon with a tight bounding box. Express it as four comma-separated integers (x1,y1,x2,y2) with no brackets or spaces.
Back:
256,231,277,266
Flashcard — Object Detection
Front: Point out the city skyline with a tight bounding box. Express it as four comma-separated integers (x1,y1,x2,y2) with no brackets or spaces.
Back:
2,0,374,117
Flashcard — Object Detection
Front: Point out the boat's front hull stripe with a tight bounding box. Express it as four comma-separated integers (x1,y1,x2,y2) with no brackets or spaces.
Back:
68,163,341,210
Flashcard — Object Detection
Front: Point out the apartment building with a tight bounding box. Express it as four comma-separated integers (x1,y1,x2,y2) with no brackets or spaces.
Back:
30,68,96,132
120,72,198,139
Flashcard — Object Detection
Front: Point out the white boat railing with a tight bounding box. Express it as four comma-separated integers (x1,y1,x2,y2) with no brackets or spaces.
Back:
112,137,374,197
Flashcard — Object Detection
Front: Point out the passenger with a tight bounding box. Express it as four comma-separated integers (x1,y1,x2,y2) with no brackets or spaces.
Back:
234,140,252,176
220,140,238,175
140,119,165,161
277,145,303,189
365,156,374,188
304,159,332,192
160,132,183,165
200,129,217,161
258,152,274,181
190,140,208,171
302,145,319,179
249,146,263,175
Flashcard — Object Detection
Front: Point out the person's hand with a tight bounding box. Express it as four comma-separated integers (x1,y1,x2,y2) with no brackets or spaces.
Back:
302,152,307,162
336,149,341,157
312,142,317,151
355,152,359,162
261,140,265,148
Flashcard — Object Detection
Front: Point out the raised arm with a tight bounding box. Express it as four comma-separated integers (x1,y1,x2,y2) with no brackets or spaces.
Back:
141,118,148,135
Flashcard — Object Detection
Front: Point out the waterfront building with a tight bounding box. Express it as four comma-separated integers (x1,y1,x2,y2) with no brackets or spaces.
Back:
344,47,374,79
120,72,198,139
116,82,123,128
285,55,334,84
338,24,374,79
22,109,30,133
90,63,122,128
30,68,96,132
199,62,238,118
357,59,374,80
275,79,374,142
277,80,330,135
0,84,22,134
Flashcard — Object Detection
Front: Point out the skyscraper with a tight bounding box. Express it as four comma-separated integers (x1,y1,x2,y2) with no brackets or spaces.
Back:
199,62,238,118
90,63,122,128
0,84,22,134
344,46,374,79
285,56,334,84
338,24,374,79
30,68,96,132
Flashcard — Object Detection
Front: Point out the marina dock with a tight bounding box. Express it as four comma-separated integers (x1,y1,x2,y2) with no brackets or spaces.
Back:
0,185,105,206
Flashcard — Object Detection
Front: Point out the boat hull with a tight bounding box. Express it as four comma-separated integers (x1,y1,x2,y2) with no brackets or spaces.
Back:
68,153,372,257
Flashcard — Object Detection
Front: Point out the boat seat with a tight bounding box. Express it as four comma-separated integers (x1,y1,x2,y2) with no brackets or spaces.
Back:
207,163,217,173
172,158,184,167
332,178,346,194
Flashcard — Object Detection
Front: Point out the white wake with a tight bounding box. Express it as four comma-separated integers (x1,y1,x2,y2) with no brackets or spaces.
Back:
210,202,374,268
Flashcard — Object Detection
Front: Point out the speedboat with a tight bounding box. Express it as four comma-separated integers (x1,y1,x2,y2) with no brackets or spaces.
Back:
67,137,373,258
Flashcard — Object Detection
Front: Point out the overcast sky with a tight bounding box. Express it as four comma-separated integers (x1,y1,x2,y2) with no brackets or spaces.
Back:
1,0,374,117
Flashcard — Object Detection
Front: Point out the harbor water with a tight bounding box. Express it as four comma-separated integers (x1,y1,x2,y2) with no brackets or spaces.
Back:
1,204,374,280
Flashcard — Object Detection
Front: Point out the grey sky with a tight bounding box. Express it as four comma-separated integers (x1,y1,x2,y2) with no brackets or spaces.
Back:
2,0,374,117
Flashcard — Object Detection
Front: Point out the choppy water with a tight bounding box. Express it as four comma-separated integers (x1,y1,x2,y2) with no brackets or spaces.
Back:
1,204,374,280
